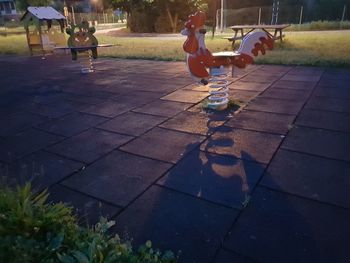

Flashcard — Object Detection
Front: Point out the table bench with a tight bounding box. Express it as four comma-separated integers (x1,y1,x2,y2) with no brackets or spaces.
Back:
224,24,290,48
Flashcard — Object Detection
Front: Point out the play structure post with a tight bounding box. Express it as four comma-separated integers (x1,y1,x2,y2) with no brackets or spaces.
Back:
258,8,261,25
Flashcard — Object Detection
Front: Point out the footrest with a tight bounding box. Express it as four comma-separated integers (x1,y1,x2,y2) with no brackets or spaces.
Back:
222,36,244,41
212,51,241,57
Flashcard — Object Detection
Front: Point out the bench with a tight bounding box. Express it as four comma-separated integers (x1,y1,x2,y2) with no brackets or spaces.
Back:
224,24,290,48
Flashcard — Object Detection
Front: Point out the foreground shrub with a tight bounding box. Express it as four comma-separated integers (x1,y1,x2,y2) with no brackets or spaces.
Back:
0,184,176,263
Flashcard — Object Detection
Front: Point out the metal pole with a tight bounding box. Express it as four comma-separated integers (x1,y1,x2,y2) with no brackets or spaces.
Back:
271,1,275,24
299,5,303,27
341,5,346,29
71,6,76,25
258,8,261,25
220,0,224,32
276,1,279,24
216,9,219,32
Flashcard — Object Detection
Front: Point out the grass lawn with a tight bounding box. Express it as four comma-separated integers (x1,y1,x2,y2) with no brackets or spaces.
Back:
0,30,349,67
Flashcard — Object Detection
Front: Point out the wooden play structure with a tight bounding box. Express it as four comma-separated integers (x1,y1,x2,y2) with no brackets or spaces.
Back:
21,6,67,55
181,11,274,110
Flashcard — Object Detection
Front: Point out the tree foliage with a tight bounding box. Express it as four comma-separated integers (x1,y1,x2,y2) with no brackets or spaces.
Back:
111,0,207,32
16,0,53,11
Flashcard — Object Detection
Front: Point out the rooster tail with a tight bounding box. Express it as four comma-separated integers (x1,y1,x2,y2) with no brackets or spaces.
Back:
235,31,274,68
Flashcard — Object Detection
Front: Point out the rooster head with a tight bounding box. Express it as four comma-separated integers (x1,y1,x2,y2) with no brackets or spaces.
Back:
181,11,207,54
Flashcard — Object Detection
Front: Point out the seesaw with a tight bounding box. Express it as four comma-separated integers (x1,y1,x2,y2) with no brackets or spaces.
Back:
181,11,274,110
54,21,113,73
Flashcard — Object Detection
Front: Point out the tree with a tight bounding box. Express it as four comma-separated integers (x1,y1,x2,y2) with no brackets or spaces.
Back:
154,0,207,33
16,0,53,11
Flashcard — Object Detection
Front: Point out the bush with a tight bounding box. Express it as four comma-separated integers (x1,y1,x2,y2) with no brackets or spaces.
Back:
288,20,350,31
0,184,176,263
129,9,155,33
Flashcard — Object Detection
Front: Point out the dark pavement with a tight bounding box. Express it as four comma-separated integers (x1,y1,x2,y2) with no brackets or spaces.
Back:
0,54,349,262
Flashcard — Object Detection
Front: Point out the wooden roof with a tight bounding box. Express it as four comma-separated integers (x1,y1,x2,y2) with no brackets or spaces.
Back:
21,6,66,21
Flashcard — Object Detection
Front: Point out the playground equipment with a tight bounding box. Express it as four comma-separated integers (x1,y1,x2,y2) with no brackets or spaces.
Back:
21,7,67,56
181,11,274,110
55,21,112,73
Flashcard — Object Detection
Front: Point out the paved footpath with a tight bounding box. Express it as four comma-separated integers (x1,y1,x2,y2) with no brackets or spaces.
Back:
0,55,349,262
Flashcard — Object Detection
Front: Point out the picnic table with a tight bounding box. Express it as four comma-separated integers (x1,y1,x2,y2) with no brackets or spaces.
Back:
223,24,290,48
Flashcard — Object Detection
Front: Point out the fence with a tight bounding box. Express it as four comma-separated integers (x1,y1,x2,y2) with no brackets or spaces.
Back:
66,12,126,25
217,4,349,30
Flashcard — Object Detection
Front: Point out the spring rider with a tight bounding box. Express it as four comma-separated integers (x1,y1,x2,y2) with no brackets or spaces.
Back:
181,11,274,110
55,21,112,73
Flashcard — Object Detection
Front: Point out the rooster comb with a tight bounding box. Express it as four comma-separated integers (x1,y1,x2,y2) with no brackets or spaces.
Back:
185,11,206,31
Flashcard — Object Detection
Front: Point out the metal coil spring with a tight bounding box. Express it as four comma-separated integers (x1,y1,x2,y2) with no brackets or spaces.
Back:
207,73,229,110
80,50,94,74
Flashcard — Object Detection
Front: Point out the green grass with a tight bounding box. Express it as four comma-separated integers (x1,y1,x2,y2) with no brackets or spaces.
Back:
1,30,350,67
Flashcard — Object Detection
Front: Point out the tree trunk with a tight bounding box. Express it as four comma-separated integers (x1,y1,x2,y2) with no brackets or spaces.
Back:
173,13,178,33
166,7,178,33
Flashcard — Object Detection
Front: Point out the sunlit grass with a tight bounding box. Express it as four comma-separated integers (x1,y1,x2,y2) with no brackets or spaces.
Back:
1,30,350,67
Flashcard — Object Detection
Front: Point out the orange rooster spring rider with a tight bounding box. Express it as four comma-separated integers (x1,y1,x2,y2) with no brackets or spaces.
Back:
181,11,274,84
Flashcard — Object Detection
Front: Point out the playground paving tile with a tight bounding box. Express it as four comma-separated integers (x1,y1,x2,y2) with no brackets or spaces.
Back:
227,89,260,103
120,127,205,164
224,187,350,263
305,97,350,114
157,150,265,209
312,86,350,99
37,112,109,137
287,66,325,76
61,150,171,207
213,249,257,263
239,74,280,83
260,87,312,100
161,89,208,103
98,111,167,136
318,78,350,88
228,80,271,91
0,112,49,137
0,150,83,192
200,126,283,164
79,100,136,118
47,128,133,163
1,56,350,262
113,185,238,263
114,91,164,105
295,109,350,133
159,111,227,135
24,101,89,118
280,73,322,82
271,80,316,90
132,99,193,117
225,110,295,135
245,97,305,115
258,64,291,73
49,184,120,225
282,126,350,162
0,128,64,163
261,149,350,209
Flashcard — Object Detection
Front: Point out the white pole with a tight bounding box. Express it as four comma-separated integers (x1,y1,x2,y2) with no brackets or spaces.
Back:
258,8,261,25
299,5,303,27
216,9,219,31
341,5,346,29
341,5,346,22
220,0,224,32
71,6,76,25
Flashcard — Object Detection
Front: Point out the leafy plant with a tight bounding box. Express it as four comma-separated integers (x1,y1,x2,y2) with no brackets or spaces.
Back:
0,184,176,263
